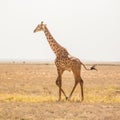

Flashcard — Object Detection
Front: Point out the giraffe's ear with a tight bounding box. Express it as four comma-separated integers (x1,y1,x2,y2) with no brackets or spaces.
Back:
41,21,44,24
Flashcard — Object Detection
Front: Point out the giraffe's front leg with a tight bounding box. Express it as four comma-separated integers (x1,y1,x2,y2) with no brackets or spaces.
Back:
55,65,68,101
56,75,68,101
58,79,62,101
56,77,62,101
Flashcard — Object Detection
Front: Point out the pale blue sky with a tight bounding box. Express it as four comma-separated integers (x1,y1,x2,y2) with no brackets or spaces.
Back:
0,0,120,62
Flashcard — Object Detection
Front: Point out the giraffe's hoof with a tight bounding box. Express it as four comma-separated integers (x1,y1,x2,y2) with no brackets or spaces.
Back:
57,98,61,102
66,97,71,101
81,98,84,102
66,97,69,100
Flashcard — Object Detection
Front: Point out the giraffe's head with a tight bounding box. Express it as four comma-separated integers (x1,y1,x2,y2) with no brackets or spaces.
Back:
33,21,46,33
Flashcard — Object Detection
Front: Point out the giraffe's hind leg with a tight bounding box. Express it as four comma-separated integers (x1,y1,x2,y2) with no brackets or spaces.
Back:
68,80,78,100
68,65,84,101
79,78,84,101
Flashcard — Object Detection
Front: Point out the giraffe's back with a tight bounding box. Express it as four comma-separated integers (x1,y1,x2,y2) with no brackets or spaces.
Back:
55,54,81,72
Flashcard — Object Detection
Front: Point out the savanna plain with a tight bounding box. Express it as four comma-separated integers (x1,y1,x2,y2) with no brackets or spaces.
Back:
0,63,120,120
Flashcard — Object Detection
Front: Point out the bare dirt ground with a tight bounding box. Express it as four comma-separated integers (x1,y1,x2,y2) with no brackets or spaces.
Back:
0,63,120,120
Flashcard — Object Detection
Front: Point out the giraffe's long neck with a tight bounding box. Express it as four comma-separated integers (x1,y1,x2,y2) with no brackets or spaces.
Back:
43,26,69,57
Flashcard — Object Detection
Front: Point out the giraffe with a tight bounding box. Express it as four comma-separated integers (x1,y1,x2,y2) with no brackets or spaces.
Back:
34,21,97,101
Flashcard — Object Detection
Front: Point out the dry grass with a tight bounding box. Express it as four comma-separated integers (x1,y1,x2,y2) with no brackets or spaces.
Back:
0,86,120,103
0,63,120,120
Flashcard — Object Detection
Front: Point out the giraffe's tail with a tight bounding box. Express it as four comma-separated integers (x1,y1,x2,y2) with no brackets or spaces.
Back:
81,63,97,71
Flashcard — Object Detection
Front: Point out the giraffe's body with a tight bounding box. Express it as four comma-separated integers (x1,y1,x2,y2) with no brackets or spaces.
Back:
55,55,81,72
34,22,96,101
